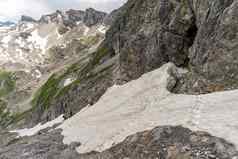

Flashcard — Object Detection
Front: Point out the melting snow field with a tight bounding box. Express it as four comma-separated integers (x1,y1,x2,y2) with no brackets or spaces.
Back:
59,63,238,153
10,115,64,137
11,63,238,153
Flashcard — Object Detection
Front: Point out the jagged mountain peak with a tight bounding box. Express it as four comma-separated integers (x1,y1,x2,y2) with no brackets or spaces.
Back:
20,15,37,23
84,8,107,26
37,8,107,27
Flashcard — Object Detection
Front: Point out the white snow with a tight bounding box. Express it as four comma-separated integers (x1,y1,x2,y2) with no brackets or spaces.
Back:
27,29,48,54
10,115,64,137
57,63,238,153
25,23,34,31
98,25,107,34
56,29,63,39
0,51,11,63
34,69,42,79
15,48,25,60
63,78,75,87
83,26,90,36
1,35,11,44
16,37,25,48
76,21,82,25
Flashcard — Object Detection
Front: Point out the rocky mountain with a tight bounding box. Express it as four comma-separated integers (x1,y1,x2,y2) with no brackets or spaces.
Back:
0,0,238,158
20,15,37,23
0,8,108,128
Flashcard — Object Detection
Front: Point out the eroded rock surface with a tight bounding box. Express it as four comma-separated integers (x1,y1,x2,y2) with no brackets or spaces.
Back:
177,0,238,94
0,126,237,159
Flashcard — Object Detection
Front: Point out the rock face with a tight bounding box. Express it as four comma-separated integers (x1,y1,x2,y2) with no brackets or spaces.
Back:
103,8,123,26
104,0,196,84
0,126,237,159
83,8,107,27
81,126,238,159
39,8,107,27
66,9,85,22
21,15,37,23
104,0,238,93
178,0,238,94
0,129,81,159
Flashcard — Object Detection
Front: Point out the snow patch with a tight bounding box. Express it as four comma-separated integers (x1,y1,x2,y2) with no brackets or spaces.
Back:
15,48,25,60
26,23,34,30
34,69,42,79
1,35,11,44
57,63,238,153
63,78,75,87
16,37,25,48
98,25,107,34
83,26,90,36
10,115,64,137
56,29,63,39
27,29,48,54
76,21,82,25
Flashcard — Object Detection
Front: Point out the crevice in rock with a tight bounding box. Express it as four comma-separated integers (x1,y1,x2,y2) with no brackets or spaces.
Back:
186,23,198,47
170,20,198,93
179,21,198,68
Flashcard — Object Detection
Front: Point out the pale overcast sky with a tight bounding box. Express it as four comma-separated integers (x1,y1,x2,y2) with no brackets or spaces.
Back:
0,0,127,21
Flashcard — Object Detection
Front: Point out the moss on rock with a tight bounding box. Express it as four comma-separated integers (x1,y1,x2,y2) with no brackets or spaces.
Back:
31,74,63,110
0,70,16,97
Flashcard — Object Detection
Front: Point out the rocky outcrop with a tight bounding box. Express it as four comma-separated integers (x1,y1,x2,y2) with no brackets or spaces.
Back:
103,8,123,26
175,0,238,94
104,0,196,84
0,129,81,159
81,126,238,159
0,126,237,159
21,15,37,23
39,10,66,24
83,8,107,27
103,0,238,93
66,9,85,22
39,8,107,27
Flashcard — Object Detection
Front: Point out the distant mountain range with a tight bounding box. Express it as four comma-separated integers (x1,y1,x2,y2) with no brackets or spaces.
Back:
0,21,15,27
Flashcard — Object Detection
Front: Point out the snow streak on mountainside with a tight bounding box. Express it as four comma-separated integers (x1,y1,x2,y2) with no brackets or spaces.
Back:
11,63,238,154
